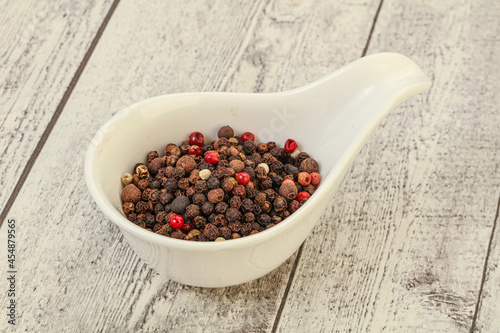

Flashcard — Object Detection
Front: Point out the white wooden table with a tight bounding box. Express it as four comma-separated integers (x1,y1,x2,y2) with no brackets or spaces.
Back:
1,0,499,332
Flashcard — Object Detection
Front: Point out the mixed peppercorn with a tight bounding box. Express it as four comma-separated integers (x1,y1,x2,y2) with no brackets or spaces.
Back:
120,125,321,241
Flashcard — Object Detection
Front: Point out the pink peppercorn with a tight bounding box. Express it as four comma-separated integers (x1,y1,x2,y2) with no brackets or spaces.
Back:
298,172,311,186
284,139,298,153
189,132,204,146
241,132,255,141
188,145,203,156
297,191,311,202
310,172,321,185
204,151,220,165
235,172,250,185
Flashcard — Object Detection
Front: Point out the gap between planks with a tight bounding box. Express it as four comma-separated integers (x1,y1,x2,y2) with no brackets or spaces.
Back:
0,0,122,229
470,194,500,332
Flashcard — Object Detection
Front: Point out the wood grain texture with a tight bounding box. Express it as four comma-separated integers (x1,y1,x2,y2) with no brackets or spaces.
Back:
0,0,383,331
0,1,376,332
1,0,499,332
470,2,500,331
0,0,115,220
275,0,500,332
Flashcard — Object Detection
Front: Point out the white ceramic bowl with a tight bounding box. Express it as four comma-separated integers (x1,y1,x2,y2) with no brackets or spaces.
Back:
85,53,430,287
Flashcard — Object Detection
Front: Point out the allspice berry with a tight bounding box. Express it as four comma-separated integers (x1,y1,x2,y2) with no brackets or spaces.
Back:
121,184,142,204
300,158,319,173
229,159,245,173
279,182,298,201
148,157,163,176
176,155,197,173
217,125,234,139
207,188,225,204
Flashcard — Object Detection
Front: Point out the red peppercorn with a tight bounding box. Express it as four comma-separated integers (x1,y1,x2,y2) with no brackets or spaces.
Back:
282,179,295,185
298,172,311,186
284,139,298,153
297,191,311,202
310,172,321,185
188,145,203,156
204,151,220,165
170,214,184,229
189,132,204,146
241,132,255,141
235,172,250,185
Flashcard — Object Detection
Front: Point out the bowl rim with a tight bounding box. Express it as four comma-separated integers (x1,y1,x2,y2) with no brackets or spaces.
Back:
84,92,335,251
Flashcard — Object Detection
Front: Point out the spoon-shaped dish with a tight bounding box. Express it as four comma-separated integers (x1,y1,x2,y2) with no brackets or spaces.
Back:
85,53,431,287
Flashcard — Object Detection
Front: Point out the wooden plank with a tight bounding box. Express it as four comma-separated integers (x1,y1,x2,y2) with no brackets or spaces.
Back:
470,2,500,331
275,0,500,332
0,0,384,331
0,0,115,220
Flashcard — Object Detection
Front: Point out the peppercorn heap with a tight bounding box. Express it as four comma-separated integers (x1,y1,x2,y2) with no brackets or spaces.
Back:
120,126,321,241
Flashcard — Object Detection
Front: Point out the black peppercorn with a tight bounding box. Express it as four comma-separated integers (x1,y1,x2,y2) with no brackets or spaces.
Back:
160,191,174,204
229,195,242,209
241,198,254,212
242,167,256,181
207,176,220,189
122,202,135,215
204,223,220,240
219,226,232,239
243,140,256,154
260,177,273,190
147,151,159,163
201,201,214,215
138,179,149,191
232,185,246,197
241,223,252,236
254,192,266,206
144,214,156,228
149,189,161,203
214,214,227,227
226,207,242,222
192,193,206,206
245,186,256,198
215,202,229,214
228,221,242,233
258,214,271,227
154,202,165,213
164,179,178,192
177,178,190,191
273,196,287,212
194,215,207,229
252,204,262,216
288,200,300,213
185,204,200,218
242,212,255,223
